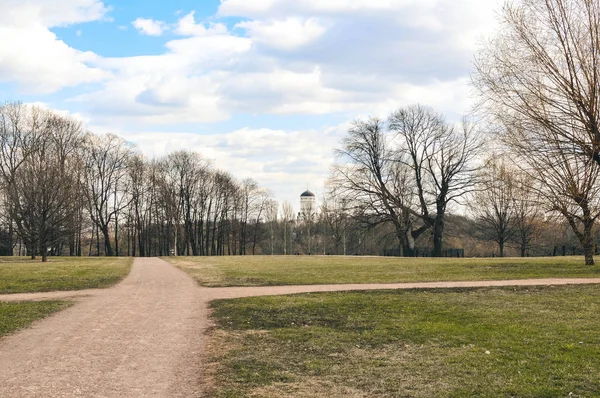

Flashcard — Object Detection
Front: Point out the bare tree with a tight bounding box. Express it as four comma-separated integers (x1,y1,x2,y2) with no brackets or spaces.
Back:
471,155,517,257
320,190,351,255
511,171,542,257
389,105,482,257
265,199,278,255
332,117,423,256
474,0,600,264
281,201,294,255
0,107,83,261
83,134,134,256
473,0,600,165
512,123,600,264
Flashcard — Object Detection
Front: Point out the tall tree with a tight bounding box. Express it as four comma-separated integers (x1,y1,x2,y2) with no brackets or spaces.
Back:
83,134,134,256
389,105,482,257
332,117,423,256
471,156,517,257
281,201,294,255
473,0,600,264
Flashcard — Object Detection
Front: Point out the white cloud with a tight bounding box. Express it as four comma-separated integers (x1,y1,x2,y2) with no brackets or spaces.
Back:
218,0,439,18
175,11,228,36
0,0,110,93
0,0,109,28
132,17,167,36
236,17,327,50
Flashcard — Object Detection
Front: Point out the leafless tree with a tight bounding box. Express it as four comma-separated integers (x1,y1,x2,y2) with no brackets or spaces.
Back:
511,170,542,257
83,133,134,256
389,105,482,257
474,0,600,165
281,200,294,255
265,199,278,255
320,189,351,255
0,106,84,261
471,155,517,257
474,0,600,264
332,117,423,256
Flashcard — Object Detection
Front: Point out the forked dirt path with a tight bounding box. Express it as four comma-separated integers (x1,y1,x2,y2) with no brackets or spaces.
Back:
2,258,600,397
0,257,207,397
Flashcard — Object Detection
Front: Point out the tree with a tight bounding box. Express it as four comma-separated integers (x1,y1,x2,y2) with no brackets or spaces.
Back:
0,106,83,261
321,190,351,255
474,0,600,165
265,199,278,255
511,171,541,257
473,0,600,264
83,134,134,256
389,105,482,257
281,201,294,255
471,156,517,257
332,117,423,256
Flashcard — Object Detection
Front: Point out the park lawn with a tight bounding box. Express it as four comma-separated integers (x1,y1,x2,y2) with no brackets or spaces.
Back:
166,255,600,287
0,301,72,337
0,257,133,294
207,285,600,397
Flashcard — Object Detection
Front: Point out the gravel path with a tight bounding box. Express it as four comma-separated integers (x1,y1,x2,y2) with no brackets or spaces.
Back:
203,277,600,300
0,257,207,397
2,258,600,397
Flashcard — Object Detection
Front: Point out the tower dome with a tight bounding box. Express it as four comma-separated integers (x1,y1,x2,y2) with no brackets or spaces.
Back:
300,190,316,197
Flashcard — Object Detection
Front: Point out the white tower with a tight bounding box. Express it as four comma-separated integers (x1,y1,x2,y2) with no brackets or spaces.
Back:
300,190,316,218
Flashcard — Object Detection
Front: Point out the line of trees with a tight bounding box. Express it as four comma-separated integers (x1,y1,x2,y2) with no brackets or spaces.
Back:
0,100,589,260
0,102,275,261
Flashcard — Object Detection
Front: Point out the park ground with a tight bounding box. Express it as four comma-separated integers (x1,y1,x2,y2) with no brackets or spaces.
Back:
0,257,131,337
167,255,600,286
169,256,600,397
1,255,600,396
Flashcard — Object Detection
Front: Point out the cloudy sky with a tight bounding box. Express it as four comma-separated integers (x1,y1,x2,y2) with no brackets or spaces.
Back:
0,0,501,208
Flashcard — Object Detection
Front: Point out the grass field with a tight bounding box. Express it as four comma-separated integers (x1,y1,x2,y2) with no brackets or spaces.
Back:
0,301,72,337
207,285,600,397
0,257,133,294
167,255,600,287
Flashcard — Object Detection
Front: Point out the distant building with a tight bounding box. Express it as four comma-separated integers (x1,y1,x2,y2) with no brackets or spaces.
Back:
300,190,316,217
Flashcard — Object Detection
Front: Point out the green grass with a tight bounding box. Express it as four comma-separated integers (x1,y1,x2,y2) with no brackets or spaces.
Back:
0,257,133,294
207,285,600,397
166,255,600,287
0,301,72,337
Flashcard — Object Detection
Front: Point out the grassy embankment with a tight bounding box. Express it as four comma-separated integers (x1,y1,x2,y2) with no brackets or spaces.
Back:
0,301,73,337
0,256,133,294
167,255,600,287
207,285,600,397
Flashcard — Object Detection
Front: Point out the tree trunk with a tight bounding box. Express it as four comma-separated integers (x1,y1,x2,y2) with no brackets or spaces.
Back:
102,226,114,256
432,216,445,257
584,244,595,265
583,223,595,265
499,237,505,258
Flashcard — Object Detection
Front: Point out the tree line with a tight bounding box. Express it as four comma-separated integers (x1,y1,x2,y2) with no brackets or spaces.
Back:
0,100,590,261
0,102,276,261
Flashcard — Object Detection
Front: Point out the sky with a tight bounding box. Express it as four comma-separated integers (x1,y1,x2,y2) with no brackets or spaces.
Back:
0,0,502,210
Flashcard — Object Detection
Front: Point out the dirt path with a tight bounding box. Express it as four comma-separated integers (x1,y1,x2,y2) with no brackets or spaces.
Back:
2,258,600,397
203,277,600,300
0,258,207,397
